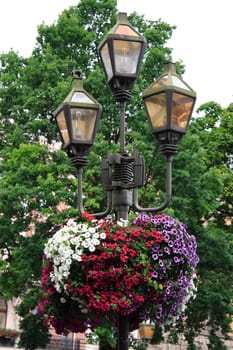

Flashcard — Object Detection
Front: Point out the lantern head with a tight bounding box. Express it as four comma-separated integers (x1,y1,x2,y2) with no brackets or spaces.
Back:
98,12,147,101
142,62,196,154
54,70,102,158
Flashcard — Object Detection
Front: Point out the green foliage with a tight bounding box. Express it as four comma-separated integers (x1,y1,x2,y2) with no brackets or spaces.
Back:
15,289,47,350
18,314,51,350
87,321,117,349
207,331,228,350
129,335,147,350
150,326,164,344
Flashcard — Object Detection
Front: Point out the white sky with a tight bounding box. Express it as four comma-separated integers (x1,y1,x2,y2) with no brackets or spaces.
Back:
1,0,233,110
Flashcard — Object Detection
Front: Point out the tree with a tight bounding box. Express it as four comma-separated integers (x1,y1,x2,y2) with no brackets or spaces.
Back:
0,0,232,349
172,103,233,349
0,2,175,348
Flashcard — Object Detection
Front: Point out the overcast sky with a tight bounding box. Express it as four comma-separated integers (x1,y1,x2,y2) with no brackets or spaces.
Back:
1,0,233,110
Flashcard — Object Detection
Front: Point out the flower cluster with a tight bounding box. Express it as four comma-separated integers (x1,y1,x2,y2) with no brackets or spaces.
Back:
43,218,106,293
38,213,199,334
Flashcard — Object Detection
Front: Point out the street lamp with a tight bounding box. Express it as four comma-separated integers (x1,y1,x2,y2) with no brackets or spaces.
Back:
142,61,196,153
98,12,147,101
54,11,196,350
54,69,102,167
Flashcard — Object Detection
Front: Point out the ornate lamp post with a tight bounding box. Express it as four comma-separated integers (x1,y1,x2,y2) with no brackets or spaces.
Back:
54,12,196,350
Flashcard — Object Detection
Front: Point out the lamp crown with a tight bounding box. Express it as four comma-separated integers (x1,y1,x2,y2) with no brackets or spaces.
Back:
116,12,128,24
72,69,83,80
71,69,84,91
163,62,177,75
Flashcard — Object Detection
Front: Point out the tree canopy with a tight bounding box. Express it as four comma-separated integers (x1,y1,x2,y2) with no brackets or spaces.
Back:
0,1,232,349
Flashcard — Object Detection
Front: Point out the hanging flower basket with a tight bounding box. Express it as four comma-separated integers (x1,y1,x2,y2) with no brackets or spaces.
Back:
38,213,199,334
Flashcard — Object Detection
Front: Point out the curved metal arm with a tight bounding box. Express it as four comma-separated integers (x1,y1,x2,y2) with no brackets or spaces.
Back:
77,167,112,217
133,155,173,213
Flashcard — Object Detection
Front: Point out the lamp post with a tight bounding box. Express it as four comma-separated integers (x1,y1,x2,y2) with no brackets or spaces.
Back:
53,12,196,350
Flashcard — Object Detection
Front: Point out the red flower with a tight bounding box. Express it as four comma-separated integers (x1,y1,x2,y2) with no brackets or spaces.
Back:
46,288,55,295
151,230,164,242
81,211,95,222
122,244,129,254
120,254,128,263
131,228,143,237
129,249,137,257
135,295,144,303
145,241,153,247
103,242,117,250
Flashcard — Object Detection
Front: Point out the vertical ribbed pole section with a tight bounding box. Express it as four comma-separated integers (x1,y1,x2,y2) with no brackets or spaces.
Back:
117,314,129,350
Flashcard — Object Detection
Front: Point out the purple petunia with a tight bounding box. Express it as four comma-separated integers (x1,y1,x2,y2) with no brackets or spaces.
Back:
136,213,199,326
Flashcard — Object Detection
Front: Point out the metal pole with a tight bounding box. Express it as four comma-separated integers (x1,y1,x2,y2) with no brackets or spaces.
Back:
116,101,130,350
116,200,130,350
77,167,84,213
119,101,126,154
118,314,129,350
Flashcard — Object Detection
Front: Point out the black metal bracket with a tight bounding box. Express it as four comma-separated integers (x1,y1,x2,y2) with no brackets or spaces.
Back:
101,152,145,191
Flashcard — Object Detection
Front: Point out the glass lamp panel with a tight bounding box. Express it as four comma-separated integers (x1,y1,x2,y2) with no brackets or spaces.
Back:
56,111,69,144
113,40,141,74
100,42,113,80
170,75,191,89
71,92,94,103
71,108,97,142
114,24,139,36
150,76,168,89
145,92,167,129
171,93,193,130
150,75,190,90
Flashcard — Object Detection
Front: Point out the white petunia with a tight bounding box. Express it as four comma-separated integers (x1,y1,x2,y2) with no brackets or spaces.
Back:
80,224,88,232
71,236,80,245
75,248,83,255
82,240,90,248
89,245,96,252
91,238,100,246
93,232,99,239
72,253,80,261
54,258,60,265
67,218,76,227
100,232,106,239
66,255,73,263
62,271,70,278
54,283,61,293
